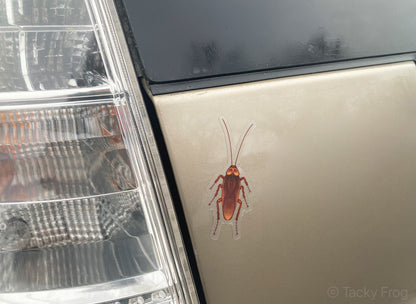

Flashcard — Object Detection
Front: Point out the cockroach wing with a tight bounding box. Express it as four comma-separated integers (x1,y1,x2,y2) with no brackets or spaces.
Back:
222,174,240,220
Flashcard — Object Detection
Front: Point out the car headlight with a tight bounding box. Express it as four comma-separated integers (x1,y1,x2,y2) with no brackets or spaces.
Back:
0,1,198,303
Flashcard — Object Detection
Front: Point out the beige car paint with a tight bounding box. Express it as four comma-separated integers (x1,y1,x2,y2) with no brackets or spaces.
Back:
152,62,416,304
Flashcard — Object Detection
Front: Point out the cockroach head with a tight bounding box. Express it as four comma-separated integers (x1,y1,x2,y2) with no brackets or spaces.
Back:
226,165,239,176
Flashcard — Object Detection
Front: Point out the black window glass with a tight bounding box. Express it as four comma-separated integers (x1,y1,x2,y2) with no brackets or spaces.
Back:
123,0,416,83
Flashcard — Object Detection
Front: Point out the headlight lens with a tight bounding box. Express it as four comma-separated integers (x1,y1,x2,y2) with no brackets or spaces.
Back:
0,1,198,303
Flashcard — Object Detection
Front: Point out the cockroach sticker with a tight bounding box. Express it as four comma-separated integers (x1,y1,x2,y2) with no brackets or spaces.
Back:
208,117,255,240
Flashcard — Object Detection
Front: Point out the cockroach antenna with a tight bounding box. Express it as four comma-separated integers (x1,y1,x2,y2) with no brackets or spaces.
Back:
234,122,254,166
221,117,233,164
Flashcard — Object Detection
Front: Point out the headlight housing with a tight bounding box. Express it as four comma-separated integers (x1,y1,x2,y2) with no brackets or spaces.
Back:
0,1,198,303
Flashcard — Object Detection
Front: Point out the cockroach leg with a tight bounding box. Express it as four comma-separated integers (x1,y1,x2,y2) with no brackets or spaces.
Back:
209,175,224,190
209,184,223,205
213,198,222,236
240,176,251,192
239,186,249,207
234,199,243,236
216,198,222,220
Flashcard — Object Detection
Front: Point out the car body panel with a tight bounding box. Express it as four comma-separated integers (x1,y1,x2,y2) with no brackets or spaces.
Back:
153,61,416,303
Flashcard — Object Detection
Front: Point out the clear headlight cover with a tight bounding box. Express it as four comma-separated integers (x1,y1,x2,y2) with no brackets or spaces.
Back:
0,1,198,303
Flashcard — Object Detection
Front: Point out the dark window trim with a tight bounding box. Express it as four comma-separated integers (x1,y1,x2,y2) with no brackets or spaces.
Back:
149,53,416,95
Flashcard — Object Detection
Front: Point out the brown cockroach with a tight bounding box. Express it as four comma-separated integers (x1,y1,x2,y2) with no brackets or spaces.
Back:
209,118,254,239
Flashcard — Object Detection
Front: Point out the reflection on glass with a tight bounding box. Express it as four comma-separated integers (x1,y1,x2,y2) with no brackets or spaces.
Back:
0,103,136,202
0,0,107,92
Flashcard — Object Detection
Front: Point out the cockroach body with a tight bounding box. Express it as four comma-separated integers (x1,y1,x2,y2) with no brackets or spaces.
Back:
209,118,254,239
